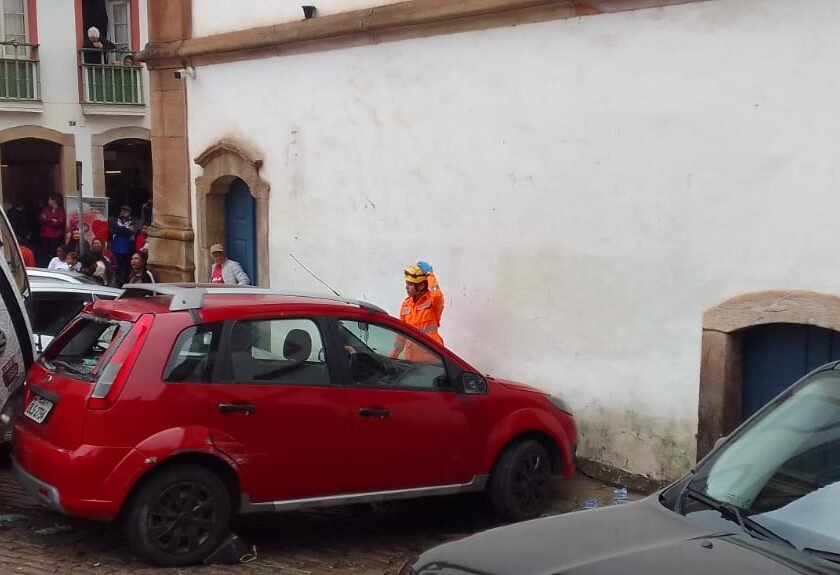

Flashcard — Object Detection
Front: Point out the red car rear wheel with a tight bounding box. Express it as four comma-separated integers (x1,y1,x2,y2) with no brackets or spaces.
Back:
124,464,231,566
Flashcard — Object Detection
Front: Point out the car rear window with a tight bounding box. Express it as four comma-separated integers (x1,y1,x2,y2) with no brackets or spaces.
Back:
41,316,130,382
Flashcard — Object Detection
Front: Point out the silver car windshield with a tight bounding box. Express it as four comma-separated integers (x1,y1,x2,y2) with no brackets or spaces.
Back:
690,370,840,553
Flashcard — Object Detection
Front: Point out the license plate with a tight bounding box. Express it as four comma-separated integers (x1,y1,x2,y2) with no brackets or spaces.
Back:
24,397,54,424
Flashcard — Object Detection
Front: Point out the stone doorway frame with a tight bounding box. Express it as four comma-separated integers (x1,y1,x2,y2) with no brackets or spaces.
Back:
194,139,270,286
91,126,151,198
0,125,75,203
697,290,840,459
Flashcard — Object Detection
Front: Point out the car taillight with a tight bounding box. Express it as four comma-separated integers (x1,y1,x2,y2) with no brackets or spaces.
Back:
87,315,153,410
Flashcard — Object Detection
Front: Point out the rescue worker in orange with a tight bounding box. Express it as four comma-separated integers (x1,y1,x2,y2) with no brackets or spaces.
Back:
417,261,444,324
390,264,443,361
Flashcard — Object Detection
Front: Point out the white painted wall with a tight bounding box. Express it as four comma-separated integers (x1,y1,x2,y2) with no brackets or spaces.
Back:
186,0,840,479
192,0,402,36
0,0,150,200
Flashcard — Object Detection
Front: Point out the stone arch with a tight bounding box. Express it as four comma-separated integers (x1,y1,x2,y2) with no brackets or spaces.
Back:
194,139,270,286
91,127,151,198
697,290,840,459
0,125,75,202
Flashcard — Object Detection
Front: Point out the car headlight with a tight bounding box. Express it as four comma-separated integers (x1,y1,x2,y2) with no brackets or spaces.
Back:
548,394,572,415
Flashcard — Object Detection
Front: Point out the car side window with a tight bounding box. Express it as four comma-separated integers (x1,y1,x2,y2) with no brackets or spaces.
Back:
31,291,91,336
163,323,221,383
338,320,449,391
222,318,330,386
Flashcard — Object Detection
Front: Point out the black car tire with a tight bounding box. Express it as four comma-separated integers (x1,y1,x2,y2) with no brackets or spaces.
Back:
490,440,552,521
125,464,231,566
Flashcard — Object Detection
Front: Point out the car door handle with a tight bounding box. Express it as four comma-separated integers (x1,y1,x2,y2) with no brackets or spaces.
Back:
358,407,389,418
218,403,255,414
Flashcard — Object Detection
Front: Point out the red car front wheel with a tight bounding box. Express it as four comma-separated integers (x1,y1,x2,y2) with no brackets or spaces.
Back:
490,440,552,521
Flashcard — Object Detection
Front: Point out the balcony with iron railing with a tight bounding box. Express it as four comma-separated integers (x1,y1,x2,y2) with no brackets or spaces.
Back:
0,41,40,110
79,47,144,115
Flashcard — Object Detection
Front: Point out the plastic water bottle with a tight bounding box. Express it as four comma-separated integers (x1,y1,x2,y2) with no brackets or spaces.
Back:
612,487,629,505
582,498,599,510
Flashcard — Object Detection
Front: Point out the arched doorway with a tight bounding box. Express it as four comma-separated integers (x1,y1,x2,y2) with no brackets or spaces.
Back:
103,138,152,224
225,178,256,283
194,140,270,286
698,290,840,459
0,138,62,245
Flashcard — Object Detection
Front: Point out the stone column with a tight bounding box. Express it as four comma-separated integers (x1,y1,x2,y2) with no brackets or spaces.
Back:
141,0,195,282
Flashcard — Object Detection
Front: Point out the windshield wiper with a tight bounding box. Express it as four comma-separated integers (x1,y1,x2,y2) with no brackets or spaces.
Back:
683,486,794,548
804,548,840,565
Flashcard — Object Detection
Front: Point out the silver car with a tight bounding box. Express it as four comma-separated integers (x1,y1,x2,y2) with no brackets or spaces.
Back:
30,280,123,353
26,267,101,285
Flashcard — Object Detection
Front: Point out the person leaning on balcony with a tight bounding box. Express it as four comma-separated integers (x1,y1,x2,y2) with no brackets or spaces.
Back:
208,244,250,285
83,26,115,64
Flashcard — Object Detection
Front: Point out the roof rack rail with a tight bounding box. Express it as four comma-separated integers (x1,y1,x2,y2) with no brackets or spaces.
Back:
118,283,387,314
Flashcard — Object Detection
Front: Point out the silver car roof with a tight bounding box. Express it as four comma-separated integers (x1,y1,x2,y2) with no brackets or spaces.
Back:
29,281,123,297
26,267,100,285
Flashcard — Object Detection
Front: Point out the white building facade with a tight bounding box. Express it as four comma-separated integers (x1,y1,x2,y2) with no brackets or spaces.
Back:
0,0,150,261
144,0,840,481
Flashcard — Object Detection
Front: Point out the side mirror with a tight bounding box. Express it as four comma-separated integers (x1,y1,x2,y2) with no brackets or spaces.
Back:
460,372,487,395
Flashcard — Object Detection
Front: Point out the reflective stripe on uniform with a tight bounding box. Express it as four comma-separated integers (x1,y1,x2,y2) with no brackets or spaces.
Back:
401,306,412,315
417,300,431,310
422,326,438,333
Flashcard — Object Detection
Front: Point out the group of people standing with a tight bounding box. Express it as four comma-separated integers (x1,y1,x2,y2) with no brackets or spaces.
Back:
12,193,447,349
12,194,154,287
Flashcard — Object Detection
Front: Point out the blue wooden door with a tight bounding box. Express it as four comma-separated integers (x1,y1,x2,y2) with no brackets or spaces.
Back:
225,178,256,285
741,323,840,420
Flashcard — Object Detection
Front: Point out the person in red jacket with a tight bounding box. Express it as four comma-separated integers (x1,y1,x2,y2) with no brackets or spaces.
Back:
390,264,443,361
38,194,65,267
134,224,149,253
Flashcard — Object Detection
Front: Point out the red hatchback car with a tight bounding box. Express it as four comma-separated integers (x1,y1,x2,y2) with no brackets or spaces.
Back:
13,285,577,566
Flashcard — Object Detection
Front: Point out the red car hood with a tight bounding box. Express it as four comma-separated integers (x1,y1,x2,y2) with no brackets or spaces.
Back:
491,377,547,396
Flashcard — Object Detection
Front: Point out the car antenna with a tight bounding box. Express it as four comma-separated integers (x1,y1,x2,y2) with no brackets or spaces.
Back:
288,253,342,297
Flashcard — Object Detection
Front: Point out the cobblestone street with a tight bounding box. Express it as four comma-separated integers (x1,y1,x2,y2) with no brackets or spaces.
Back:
0,470,639,574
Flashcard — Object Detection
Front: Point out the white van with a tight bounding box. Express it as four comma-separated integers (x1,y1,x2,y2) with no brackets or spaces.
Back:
0,207,34,443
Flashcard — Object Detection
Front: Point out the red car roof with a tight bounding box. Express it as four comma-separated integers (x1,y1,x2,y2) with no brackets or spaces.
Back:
91,285,390,323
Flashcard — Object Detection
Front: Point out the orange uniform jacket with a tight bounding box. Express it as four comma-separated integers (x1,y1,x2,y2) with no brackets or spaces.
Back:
427,272,445,324
391,290,443,361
